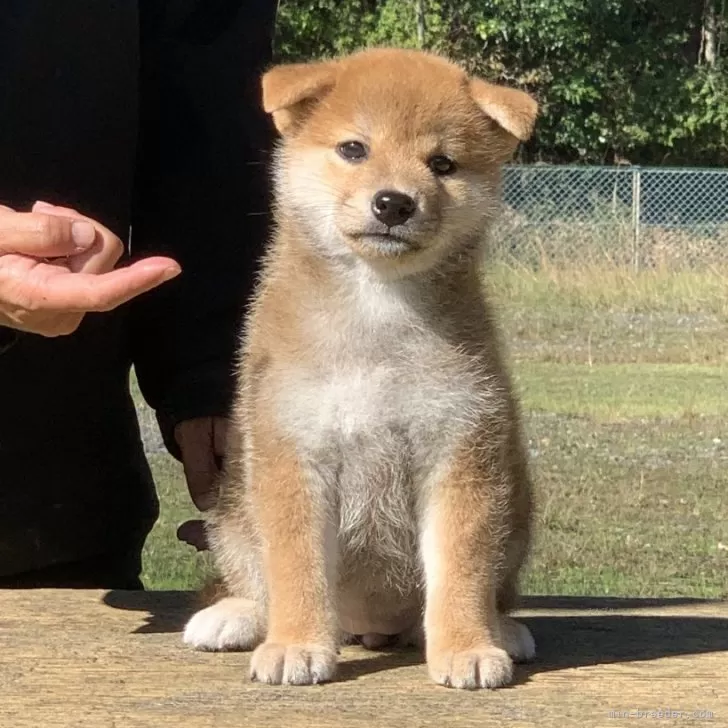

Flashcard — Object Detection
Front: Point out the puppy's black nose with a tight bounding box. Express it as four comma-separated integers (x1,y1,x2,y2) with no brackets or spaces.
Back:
371,190,416,228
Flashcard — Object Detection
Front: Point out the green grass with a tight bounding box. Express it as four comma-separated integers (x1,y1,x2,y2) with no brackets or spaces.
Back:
518,362,728,421
138,263,728,599
140,454,212,591
490,263,728,366
522,411,726,598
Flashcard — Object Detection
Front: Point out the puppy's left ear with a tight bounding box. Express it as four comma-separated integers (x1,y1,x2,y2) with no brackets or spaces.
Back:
262,60,339,135
469,78,538,152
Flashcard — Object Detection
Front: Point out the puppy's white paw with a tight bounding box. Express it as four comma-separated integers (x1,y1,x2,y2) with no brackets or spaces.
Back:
500,615,536,663
427,644,513,690
251,642,337,685
183,597,263,652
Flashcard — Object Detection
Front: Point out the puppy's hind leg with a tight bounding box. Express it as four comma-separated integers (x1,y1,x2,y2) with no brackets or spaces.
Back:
183,514,267,652
497,442,536,664
183,596,265,652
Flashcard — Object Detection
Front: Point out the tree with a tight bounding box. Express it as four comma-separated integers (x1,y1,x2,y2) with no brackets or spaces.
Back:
700,0,722,66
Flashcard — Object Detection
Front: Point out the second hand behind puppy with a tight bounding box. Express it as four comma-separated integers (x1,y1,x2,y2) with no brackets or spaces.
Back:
184,47,539,690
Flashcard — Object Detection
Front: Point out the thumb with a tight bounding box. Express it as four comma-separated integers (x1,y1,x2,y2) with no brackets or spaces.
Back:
0,210,97,257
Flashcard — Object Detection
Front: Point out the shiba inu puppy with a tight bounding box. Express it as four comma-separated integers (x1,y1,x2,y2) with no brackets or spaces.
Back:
183,48,538,690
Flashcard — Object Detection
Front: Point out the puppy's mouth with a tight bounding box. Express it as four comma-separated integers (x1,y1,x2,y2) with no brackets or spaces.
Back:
349,231,421,257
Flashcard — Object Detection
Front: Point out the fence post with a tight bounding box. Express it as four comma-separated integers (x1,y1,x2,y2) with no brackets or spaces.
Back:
631,166,642,271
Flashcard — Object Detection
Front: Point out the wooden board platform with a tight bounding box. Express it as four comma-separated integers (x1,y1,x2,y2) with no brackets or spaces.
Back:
1,590,726,727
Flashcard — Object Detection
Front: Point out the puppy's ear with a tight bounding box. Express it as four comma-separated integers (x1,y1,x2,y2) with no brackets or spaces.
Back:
469,78,538,154
262,61,338,135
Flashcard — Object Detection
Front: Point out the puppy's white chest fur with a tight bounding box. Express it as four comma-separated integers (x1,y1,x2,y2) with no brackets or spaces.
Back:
274,277,481,460
285,363,453,448
300,364,395,442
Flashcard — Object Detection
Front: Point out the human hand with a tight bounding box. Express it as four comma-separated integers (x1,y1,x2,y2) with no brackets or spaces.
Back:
0,201,181,336
175,416,228,551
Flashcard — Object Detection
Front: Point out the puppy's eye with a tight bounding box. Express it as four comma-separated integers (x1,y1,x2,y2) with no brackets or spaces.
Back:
429,155,457,176
337,141,368,162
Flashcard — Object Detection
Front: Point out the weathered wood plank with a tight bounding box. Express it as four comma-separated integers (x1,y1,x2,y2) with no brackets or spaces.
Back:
0,590,725,727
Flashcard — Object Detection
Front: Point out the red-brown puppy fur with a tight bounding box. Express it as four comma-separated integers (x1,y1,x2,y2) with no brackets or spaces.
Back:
184,48,538,690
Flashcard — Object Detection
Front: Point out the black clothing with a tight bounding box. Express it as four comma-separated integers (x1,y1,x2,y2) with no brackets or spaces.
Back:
0,0,276,584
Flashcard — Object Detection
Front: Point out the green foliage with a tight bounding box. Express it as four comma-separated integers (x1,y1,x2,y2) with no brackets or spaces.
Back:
274,0,728,165
275,0,379,61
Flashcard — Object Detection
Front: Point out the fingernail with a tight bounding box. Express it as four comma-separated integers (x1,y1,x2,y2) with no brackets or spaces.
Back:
161,266,181,281
34,200,55,210
71,221,96,248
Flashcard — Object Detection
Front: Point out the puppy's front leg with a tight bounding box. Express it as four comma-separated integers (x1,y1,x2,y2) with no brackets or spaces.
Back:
422,452,513,690
249,442,338,685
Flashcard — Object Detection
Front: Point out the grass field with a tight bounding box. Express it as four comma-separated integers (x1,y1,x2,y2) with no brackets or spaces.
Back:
137,263,728,599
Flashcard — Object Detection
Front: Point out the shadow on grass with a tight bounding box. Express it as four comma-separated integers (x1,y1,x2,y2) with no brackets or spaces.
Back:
102,591,728,684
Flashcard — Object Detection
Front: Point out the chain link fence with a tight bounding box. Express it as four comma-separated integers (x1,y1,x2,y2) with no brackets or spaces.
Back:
491,166,728,270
